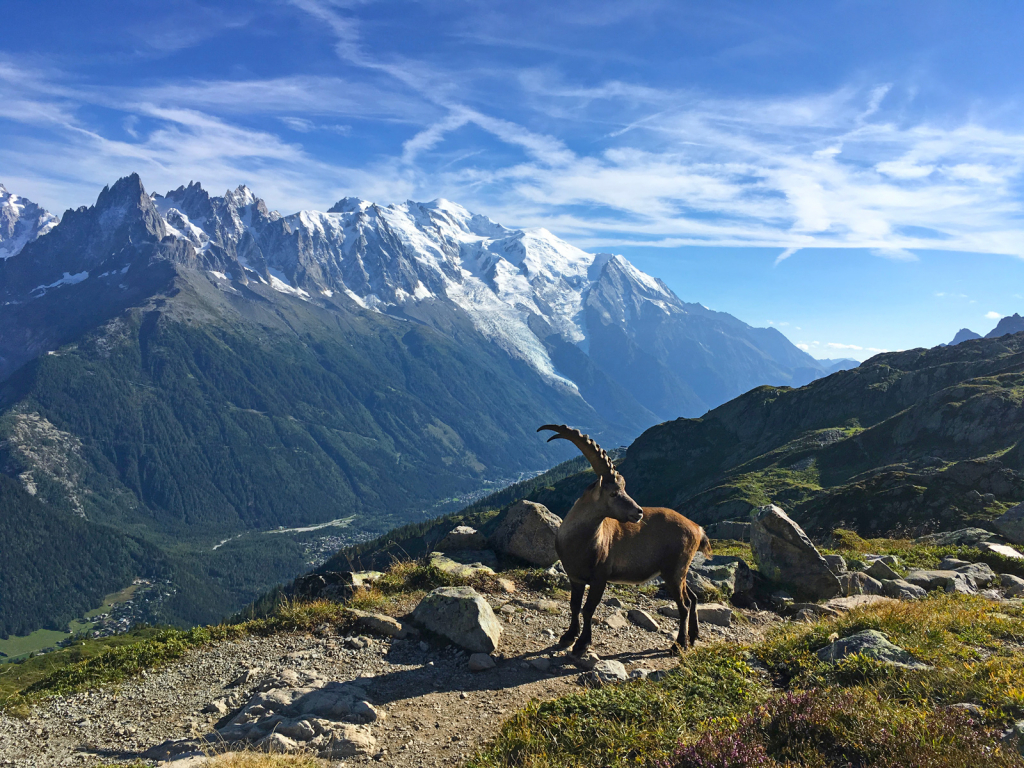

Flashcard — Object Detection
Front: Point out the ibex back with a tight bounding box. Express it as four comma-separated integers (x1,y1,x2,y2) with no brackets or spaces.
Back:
539,424,711,656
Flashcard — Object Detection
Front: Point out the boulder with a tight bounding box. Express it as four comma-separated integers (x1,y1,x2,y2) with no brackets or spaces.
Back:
489,500,561,566
697,603,733,627
350,571,383,589
468,652,497,671
544,560,571,589
604,611,629,629
627,609,660,632
705,520,751,541
880,579,927,600
689,553,754,599
657,604,680,619
938,557,971,570
348,610,412,638
412,586,502,653
865,560,900,581
750,505,840,599
838,571,884,597
825,595,895,612
916,527,1003,547
1000,573,1024,597
437,525,489,551
955,562,997,588
427,552,495,579
978,541,1024,560
904,569,977,594
583,659,628,686
789,603,841,618
823,554,847,575
816,629,931,669
993,503,1024,545
291,572,354,602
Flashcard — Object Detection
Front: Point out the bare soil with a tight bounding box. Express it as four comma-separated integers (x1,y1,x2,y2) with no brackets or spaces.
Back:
0,588,782,768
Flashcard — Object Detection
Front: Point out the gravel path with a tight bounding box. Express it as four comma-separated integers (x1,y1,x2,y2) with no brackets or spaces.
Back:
0,589,781,768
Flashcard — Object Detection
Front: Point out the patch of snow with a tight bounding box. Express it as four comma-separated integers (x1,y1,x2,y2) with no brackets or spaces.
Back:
321,288,334,297
266,267,310,299
209,270,229,281
31,271,89,297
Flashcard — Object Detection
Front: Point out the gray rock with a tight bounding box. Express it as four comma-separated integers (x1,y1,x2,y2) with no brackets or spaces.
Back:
948,702,984,717
657,604,680,619
696,603,733,627
627,609,660,631
880,579,927,600
789,603,841,618
823,554,847,575
350,700,384,723
1008,720,1024,758
689,553,754,599
838,571,884,596
955,562,997,588
750,504,840,599
468,653,497,671
202,699,230,715
427,552,495,579
256,732,301,753
605,596,624,608
528,657,551,672
825,595,895,612
865,560,900,581
816,629,931,669
349,610,411,638
584,659,628,686
321,724,378,758
905,569,977,594
437,525,489,551
412,586,502,653
993,503,1024,545
938,557,971,570
489,500,561,566
604,611,629,630
1000,573,1024,597
916,527,1004,547
705,520,751,541
544,560,571,588
978,541,1024,560
350,570,384,588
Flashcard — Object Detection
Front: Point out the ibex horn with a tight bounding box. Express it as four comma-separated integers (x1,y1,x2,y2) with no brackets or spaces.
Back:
538,424,620,481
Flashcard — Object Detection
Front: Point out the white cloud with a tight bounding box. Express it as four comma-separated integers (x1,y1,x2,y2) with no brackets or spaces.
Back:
774,247,799,266
986,311,1003,319
870,248,918,261
796,342,810,351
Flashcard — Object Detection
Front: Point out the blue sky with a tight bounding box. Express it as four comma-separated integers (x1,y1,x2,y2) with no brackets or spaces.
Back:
3,1,1024,359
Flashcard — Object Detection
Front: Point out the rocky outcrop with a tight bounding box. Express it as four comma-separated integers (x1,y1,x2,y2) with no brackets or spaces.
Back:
688,553,754,600
865,560,900,581
838,572,884,596
816,630,931,669
705,520,751,541
993,503,1024,545
428,552,496,578
750,505,840,599
412,586,502,653
880,579,927,600
145,669,378,759
1001,573,1024,597
916,528,1003,547
905,569,977,594
489,501,561,566
292,572,356,602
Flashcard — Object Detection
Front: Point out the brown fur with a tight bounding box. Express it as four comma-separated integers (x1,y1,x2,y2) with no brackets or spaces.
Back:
554,474,709,656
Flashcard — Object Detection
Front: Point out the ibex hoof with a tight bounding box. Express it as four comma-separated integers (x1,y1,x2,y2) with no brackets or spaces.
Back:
556,631,578,649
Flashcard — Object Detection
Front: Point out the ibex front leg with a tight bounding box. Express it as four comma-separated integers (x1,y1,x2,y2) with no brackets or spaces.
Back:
558,581,586,648
571,579,606,656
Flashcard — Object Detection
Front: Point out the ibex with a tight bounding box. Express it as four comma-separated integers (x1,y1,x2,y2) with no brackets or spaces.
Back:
539,424,711,655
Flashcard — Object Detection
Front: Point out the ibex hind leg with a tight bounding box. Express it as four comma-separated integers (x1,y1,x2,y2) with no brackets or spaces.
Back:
557,581,586,648
665,575,690,652
686,585,700,645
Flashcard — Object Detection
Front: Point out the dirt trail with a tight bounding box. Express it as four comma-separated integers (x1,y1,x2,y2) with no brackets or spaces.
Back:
0,589,781,768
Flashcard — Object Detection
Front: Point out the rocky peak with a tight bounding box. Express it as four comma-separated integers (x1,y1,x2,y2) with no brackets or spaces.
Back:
948,328,981,345
986,314,1024,339
0,183,59,260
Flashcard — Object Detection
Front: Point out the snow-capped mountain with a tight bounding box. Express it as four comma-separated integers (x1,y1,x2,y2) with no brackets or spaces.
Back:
0,183,59,261
0,174,830,418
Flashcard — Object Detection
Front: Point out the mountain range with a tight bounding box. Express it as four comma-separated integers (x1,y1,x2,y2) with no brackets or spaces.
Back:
0,174,840,636
945,314,1024,346
342,331,1024,572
